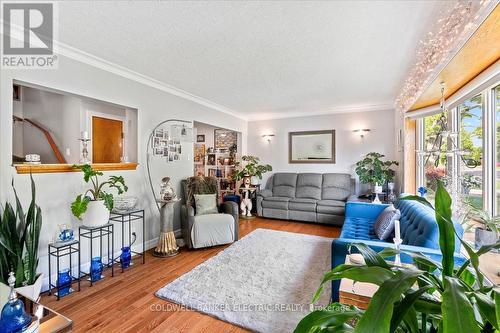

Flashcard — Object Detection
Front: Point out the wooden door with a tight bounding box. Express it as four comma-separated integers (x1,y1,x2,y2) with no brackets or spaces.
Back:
92,116,123,163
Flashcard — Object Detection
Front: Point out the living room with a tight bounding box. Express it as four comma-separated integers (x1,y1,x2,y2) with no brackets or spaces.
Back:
0,1,499,332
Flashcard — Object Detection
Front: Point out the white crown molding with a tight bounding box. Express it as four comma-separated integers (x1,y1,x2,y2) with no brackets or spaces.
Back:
246,103,394,121
55,41,248,120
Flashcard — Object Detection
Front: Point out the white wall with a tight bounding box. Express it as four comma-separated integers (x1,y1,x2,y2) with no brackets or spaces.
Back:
247,110,396,194
0,55,246,290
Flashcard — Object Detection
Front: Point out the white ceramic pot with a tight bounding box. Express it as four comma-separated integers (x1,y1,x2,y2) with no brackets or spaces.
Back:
16,274,43,302
250,176,259,186
373,184,383,194
82,200,110,227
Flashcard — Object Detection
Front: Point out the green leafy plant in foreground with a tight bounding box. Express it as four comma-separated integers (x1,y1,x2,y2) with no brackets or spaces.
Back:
0,174,42,287
295,181,500,333
71,164,128,219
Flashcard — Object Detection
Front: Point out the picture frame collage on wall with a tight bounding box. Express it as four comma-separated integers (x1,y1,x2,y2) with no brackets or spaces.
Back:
151,127,182,162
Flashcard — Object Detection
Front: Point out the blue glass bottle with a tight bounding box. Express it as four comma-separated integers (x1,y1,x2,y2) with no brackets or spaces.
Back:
57,269,72,297
90,257,103,282
120,247,132,269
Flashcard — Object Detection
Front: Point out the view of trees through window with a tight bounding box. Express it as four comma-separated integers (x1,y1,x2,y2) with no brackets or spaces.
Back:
459,94,483,210
496,85,500,214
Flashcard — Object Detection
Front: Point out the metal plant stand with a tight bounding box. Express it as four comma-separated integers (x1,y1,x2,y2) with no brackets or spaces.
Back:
78,223,114,286
109,209,146,272
48,240,80,300
154,199,179,257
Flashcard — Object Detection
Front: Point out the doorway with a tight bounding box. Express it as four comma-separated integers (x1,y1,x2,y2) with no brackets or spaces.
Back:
92,116,123,163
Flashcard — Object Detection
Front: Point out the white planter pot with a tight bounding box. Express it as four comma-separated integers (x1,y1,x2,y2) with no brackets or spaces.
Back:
82,200,110,227
16,274,43,301
373,184,383,194
250,176,260,186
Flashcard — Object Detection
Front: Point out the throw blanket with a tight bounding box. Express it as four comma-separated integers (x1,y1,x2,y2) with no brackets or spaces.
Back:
185,176,219,207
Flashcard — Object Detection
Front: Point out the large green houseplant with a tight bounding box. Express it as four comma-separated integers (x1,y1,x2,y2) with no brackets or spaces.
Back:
0,174,43,300
355,152,399,186
71,164,127,227
233,155,272,185
295,181,500,333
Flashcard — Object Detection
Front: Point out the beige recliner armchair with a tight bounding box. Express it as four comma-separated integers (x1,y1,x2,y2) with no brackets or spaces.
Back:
180,176,239,249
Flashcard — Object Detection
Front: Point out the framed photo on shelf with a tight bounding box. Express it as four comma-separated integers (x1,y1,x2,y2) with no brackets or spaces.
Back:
196,134,205,142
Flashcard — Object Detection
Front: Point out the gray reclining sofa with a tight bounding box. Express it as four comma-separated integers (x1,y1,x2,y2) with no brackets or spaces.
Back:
256,173,353,226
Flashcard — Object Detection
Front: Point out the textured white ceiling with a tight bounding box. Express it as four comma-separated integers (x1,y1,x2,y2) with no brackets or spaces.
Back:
57,1,453,120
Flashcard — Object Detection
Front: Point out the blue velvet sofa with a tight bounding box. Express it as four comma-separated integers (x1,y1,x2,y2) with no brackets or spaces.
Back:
331,199,465,301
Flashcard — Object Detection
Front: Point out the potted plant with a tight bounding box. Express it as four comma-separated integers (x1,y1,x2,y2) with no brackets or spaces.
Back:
467,206,499,250
355,152,399,199
233,155,272,186
295,181,500,333
71,165,128,227
0,174,43,301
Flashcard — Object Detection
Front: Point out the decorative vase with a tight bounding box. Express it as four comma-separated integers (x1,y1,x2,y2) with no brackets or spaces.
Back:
372,184,383,203
0,272,32,333
475,228,499,251
387,182,396,203
82,200,110,227
250,176,259,186
159,177,176,201
57,269,72,297
57,225,74,242
120,247,132,269
90,257,103,282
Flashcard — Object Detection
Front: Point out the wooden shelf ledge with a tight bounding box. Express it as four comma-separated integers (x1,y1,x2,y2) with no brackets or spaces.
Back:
14,163,139,174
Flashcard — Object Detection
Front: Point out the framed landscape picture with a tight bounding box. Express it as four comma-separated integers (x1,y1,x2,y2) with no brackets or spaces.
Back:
289,130,335,164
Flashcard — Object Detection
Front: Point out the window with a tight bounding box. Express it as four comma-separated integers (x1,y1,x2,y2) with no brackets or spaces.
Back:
458,95,483,210
496,85,500,214
422,113,448,200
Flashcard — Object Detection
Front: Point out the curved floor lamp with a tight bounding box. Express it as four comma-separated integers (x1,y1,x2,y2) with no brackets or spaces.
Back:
146,119,192,257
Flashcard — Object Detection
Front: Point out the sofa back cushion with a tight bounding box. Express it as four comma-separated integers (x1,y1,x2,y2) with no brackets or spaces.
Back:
396,198,463,252
321,173,351,201
272,173,298,198
296,173,322,200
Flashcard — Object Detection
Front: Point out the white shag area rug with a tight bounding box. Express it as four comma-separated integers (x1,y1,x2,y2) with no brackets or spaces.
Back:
156,228,333,333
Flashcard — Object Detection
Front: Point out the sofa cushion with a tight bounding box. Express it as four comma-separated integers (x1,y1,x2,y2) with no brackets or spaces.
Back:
272,173,297,198
289,198,317,212
295,173,322,200
340,217,379,241
373,205,400,240
262,197,290,210
321,174,351,201
317,205,345,215
317,199,345,207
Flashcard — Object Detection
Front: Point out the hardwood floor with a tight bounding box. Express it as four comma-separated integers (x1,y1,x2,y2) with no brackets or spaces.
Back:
41,218,340,332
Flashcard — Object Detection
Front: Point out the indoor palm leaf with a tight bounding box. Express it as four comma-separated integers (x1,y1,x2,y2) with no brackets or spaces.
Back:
295,181,500,333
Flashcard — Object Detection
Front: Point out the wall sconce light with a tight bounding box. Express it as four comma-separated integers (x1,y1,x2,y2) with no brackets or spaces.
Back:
262,134,275,143
353,129,370,138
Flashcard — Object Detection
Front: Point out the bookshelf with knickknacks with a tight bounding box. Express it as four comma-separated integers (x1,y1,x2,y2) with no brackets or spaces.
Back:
193,124,240,200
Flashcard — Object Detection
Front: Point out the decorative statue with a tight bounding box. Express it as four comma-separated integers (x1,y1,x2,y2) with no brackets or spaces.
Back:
160,177,176,201
239,176,256,218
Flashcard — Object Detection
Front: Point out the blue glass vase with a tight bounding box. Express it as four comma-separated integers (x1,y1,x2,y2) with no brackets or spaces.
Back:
120,247,132,269
90,257,103,282
57,269,72,297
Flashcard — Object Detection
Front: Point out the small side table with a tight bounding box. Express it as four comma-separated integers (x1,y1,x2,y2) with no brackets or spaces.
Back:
79,223,114,285
154,199,179,257
48,240,80,300
110,209,146,271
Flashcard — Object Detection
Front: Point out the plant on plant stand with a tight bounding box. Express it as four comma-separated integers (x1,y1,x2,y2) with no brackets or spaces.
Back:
466,205,500,251
71,164,128,227
355,152,399,202
233,155,272,186
0,174,43,301
295,181,500,333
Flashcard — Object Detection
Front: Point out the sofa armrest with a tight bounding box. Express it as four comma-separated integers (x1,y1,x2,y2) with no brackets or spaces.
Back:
330,237,465,301
221,201,239,241
345,201,389,220
258,189,272,198
181,204,196,248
